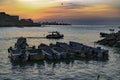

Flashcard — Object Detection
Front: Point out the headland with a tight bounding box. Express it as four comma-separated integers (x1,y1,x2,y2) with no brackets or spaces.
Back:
0,12,71,27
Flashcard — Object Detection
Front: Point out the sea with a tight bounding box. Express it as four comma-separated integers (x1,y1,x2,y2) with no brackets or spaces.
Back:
0,25,120,80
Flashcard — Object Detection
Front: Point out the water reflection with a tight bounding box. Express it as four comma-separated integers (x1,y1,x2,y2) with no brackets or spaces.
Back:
9,59,109,80
11,59,74,67
10,58,109,70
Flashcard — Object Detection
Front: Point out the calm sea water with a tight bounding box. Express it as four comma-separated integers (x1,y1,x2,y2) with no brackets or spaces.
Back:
0,25,120,80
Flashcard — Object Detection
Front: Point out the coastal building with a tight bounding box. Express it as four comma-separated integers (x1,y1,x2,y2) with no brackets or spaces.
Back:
0,12,19,26
19,19,34,26
0,12,41,27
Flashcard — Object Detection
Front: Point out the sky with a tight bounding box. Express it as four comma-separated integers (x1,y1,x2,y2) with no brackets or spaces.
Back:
0,0,120,24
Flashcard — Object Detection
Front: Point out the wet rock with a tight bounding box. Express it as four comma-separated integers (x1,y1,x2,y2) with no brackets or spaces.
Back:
97,31,120,47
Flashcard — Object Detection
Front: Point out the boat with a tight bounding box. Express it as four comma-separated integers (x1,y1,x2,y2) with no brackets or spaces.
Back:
56,42,71,50
56,42,86,52
38,43,54,60
50,44,71,59
8,37,109,62
56,42,84,52
69,41,109,59
8,48,29,61
8,37,45,62
46,31,64,39
69,41,85,51
27,48,45,61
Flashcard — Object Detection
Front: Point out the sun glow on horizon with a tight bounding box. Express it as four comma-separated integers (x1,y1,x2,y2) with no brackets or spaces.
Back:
0,0,120,22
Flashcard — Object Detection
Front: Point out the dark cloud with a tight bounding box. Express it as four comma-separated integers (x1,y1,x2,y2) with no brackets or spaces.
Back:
42,3,90,14
62,3,88,9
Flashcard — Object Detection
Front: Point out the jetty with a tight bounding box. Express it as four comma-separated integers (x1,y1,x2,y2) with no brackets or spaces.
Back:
97,30,120,47
8,37,109,62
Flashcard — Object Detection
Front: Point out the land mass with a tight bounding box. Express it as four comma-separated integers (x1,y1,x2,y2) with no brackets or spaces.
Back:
0,12,41,27
41,22,71,25
0,12,71,27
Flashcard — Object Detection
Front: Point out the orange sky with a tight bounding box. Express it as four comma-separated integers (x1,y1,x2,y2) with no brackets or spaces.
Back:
0,0,120,24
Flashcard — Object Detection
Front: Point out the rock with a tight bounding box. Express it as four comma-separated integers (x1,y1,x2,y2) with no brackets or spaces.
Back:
97,30,120,48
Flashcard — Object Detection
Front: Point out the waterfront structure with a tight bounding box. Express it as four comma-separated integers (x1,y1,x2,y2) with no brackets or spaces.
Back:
0,12,41,27
0,12,19,26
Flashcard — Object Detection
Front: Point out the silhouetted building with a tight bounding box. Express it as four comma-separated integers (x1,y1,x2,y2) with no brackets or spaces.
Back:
19,19,34,26
0,12,19,26
0,12,41,27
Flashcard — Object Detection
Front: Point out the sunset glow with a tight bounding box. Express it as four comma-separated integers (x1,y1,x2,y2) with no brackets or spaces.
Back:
17,0,58,8
0,0,120,24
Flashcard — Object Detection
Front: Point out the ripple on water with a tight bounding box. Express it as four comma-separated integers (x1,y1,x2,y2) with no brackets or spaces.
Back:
0,26,120,80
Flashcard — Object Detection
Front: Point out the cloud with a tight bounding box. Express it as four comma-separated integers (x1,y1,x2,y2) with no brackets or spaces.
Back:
110,0,120,8
1,0,120,24
61,3,89,9
0,0,3,2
